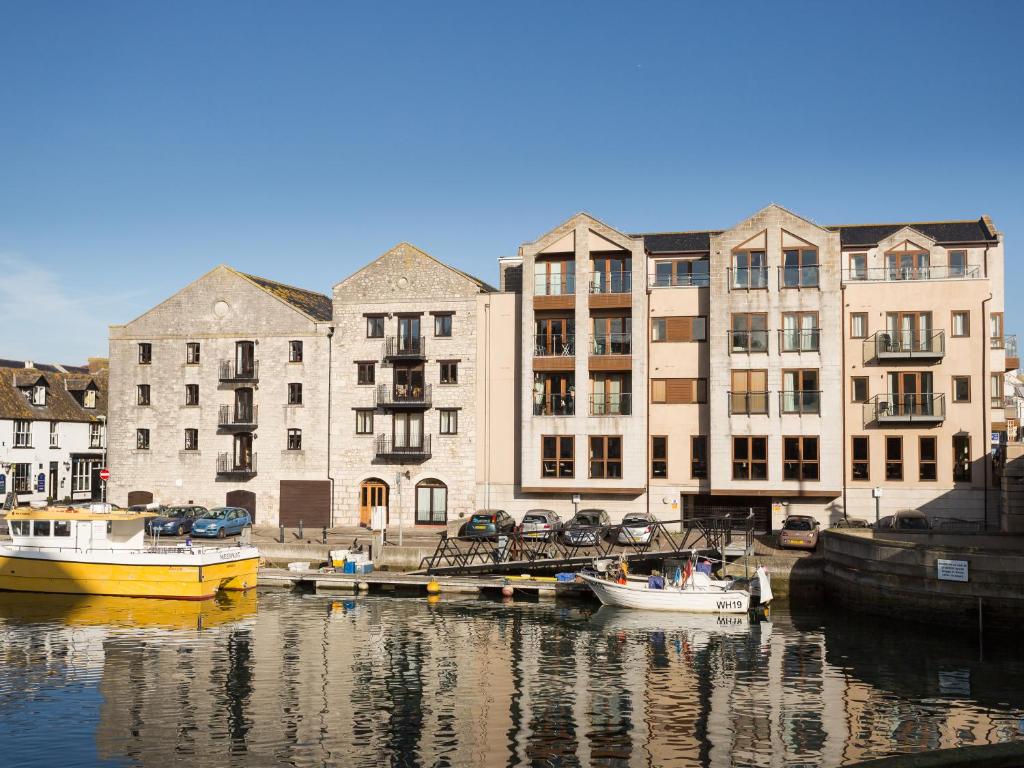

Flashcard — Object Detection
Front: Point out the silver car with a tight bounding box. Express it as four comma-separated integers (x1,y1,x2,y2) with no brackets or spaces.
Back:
617,512,658,545
521,509,561,540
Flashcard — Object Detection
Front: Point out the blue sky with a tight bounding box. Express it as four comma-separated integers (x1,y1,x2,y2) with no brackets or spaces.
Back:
1,1,1022,362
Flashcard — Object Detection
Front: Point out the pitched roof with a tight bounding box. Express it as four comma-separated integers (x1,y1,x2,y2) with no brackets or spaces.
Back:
639,231,721,253
0,363,107,422
238,271,334,321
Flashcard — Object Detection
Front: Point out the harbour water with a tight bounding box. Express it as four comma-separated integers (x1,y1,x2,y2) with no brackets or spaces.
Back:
1,590,1022,767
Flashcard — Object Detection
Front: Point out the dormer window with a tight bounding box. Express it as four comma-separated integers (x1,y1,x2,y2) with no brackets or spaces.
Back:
31,385,46,406
885,243,930,280
84,390,97,409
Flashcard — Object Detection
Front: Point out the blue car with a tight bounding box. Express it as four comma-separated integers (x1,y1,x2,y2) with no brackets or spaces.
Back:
145,505,207,537
190,506,252,539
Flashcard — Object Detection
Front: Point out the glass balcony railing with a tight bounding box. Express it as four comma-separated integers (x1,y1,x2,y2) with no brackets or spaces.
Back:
868,330,945,360
864,394,945,424
533,394,575,417
728,391,769,415
779,390,821,414
729,330,769,354
843,265,980,283
588,271,632,294
779,265,819,289
648,272,710,288
730,266,769,290
778,329,820,352
591,334,632,356
534,274,575,296
589,393,632,416
533,335,575,357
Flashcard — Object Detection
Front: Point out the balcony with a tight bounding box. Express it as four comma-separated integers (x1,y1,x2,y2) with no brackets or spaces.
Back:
779,390,821,415
843,264,980,283
590,393,631,416
992,394,1007,409
778,329,820,353
1006,335,1019,371
374,434,431,461
534,275,575,310
866,330,945,361
863,394,945,425
533,335,575,357
728,330,769,354
591,334,632,356
383,336,426,361
588,270,631,294
778,265,819,289
729,266,769,290
533,393,575,417
216,452,257,476
219,360,259,382
728,391,770,416
218,405,258,428
376,383,431,409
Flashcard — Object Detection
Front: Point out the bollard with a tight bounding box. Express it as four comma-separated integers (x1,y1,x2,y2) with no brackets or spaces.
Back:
298,520,304,539
279,524,285,544
322,526,327,545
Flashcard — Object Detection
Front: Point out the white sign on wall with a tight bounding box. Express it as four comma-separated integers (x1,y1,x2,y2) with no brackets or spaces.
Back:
937,559,969,582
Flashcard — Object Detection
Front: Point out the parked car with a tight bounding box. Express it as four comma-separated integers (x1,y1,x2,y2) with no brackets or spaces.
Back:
778,515,820,550
190,507,252,539
145,505,208,536
520,509,561,540
616,512,659,545
461,510,516,540
562,509,610,547
876,509,931,531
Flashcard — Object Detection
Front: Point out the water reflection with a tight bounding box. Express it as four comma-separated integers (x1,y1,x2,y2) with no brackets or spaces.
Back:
0,592,1021,767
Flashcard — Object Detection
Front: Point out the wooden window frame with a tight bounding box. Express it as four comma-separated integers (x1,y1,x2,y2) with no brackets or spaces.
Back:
851,436,870,481
288,340,303,363
357,362,375,386
185,383,199,406
355,409,373,435
729,370,768,415
990,312,1004,345
950,310,970,338
780,311,819,352
952,376,971,403
651,378,707,405
541,435,575,478
953,434,971,483
919,436,937,482
440,361,458,385
781,247,820,289
287,382,303,405
651,436,668,479
850,313,867,339
885,436,903,481
287,428,302,451
732,436,768,480
848,253,867,280
948,249,968,277
535,256,576,296
730,312,769,353
732,248,768,290
439,409,458,435
138,343,152,364
185,342,200,365
184,428,198,451
851,376,869,404
136,428,150,450
137,384,150,406
653,257,710,287
366,316,385,338
434,314,453,338
588,435,623,479
691,435,708,479
783,436,820,481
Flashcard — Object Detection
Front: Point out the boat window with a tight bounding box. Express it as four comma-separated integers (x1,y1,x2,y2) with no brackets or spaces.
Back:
53,520,72,537
33,520,51,537
10,520,29,536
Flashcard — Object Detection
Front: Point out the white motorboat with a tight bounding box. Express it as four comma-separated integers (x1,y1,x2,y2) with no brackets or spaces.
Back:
579,566,772,614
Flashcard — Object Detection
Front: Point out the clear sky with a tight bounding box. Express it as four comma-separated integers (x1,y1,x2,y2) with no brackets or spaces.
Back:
1,1,1022,363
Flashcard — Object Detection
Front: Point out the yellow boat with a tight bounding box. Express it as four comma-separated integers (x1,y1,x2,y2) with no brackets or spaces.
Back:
0,506,259,600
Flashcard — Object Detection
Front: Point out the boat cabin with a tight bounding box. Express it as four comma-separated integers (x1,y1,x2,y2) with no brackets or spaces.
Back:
6,508,153,551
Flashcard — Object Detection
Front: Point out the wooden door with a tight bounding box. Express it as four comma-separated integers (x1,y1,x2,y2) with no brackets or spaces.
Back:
359,480,388,527
226,490,256,523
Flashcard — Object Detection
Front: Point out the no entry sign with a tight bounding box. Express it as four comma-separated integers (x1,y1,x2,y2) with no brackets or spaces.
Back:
99,468,110,482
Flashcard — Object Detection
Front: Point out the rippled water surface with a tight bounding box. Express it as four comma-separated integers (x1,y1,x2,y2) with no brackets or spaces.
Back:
1,589,1022,767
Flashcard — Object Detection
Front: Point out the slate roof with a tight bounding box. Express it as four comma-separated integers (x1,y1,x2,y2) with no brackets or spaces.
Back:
639,231,722,253
239,272,334,321
0,362,107,422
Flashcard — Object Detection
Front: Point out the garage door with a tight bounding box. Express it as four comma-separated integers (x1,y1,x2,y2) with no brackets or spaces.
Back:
279,480,331,528
226,490,257,523
127,490,153,507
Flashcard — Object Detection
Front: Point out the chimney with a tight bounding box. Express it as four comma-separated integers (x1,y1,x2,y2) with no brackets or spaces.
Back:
23,360,33,369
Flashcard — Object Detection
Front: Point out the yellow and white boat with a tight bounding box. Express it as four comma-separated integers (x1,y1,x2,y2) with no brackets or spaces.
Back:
0,506,259,600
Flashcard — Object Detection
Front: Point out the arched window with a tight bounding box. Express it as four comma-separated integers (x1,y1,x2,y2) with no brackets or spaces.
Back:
415,479,447,525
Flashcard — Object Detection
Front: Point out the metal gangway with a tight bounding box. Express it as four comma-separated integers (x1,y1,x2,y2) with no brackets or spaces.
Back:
419,511,755,576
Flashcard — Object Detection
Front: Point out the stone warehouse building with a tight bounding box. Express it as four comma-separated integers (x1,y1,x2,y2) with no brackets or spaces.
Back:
0,358,108,506
107,204,1009,530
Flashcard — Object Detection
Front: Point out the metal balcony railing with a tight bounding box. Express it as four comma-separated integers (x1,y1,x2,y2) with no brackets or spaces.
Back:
588,270,632,294
728,391,770,415
591,333,631,356
843,265,980,283
589,393,632,416
383,336,426,360
867,330,945,360
779,390,821,414
728,330,769,354
218,404,258,427
374,434,431,460
991,335,1005,350
376,383,431,409
534,274,575,296
219,360,259,382
1005,334,1018,357
992,395,1007,409
729,266,769,290
533,335,575,357
216,452,257,476
648,272,710,288
779,264,820,289
533,394,575,416
778,329,820,352
864,394,946,424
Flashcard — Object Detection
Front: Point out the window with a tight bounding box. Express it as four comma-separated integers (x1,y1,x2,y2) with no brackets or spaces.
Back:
590,255,631,293
691,436,708,479
851,436,869,480
186,342,201,364
440,362,458,384
10,520,29,536
652,258,710,287
535,317,575,356
885,246,930,279
138,343,152,364
651,378,707,404
781,369,820,414
849,253,867,280
592,316,631,355
84,390,96,409
54,520,71,537
733,437,768,480
781,312,819,352
366,316,385,338
137,385,151,406
730,370,768,415
31,385,46,405
355,409,374,434
13,463,30,492
33,520,51,537
953,435,971,482
136,429,150,450
589,436,623,479
783,436,819,480
733,249,767,289
952,376,971,403
730,313,768,353
850,313,867,339
991,373,1005,408
49,421,59,448
439,409,458,435
89,422,103,449
851,377,869,403
416,479,448,524
288,383,303,405
651,436,668,478
289,340,303,362
287,428,302,451
919,437,937,481
434,314,453,337
534,257,575,296
951,311,970,338
185,428,199,451
885,436,902,480
991,312,1004,346
949,250,967,277
652,316,706,342
185,384,199,406
590,372,629,415
782,248,819,288
13,420,31,448
541,435,574,478
357,362,375,385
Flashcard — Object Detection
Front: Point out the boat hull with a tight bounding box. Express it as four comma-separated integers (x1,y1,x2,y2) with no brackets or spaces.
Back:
580,574,751,613
0,550,259,600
